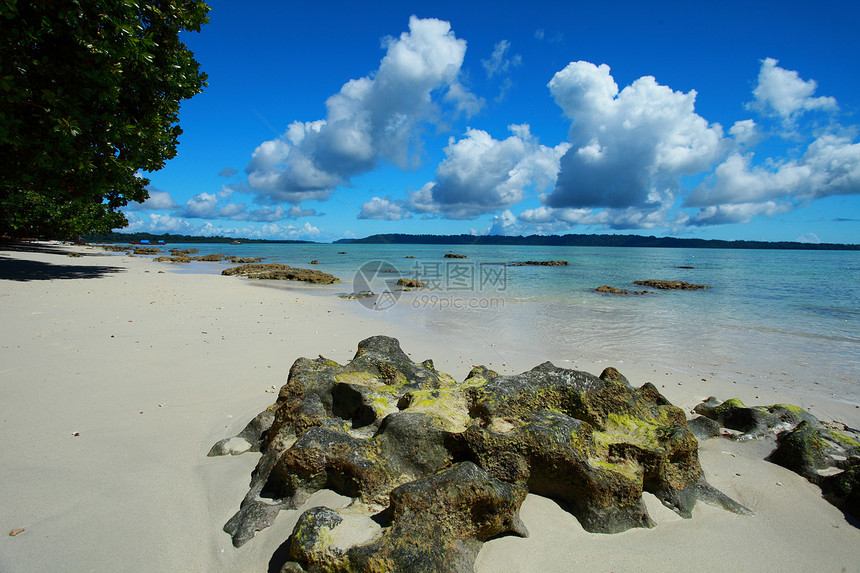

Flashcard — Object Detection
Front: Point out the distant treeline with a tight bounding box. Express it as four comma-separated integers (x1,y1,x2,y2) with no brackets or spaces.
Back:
335,233,859,250
82,232,314,244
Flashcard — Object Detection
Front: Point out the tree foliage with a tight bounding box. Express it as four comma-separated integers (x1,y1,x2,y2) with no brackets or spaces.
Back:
0,0,209,239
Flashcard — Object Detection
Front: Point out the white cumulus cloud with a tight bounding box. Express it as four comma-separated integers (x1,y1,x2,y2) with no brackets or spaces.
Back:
749,58,838,125
409,124,569,219
545,61,726,212
244,16,473,205
358,196,411,220
130,189,179,211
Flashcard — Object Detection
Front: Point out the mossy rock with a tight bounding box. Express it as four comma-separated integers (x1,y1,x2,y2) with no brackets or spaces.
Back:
768,421,832,482
215,336,750,570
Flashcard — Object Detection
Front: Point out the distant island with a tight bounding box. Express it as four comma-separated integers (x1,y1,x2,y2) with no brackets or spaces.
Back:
335,233,859,250
83,232,314,245
83,231,858,250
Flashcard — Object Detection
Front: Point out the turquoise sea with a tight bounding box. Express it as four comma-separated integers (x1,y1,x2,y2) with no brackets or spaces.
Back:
157,242,859,404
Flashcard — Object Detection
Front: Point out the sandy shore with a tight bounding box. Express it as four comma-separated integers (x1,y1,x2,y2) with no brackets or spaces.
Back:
1,242,858,572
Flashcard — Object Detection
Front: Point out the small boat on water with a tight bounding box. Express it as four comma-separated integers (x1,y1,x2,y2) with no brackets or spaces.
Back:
130,239,166,245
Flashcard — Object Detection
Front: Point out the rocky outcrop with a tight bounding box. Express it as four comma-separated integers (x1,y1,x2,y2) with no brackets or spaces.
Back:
510,260,569,266
213,336,749,572
633,280,710,290
693,397,819,439
102,246,130,252
170,248,199,255
154,255,191,263
226,256,264,264
444,253,467,259
222,263,340,284
193,253,225,262
396,278,425,288
693,396,860,520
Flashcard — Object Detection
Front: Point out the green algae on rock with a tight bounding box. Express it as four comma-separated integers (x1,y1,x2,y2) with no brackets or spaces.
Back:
693,396,860,521
213,336,750,572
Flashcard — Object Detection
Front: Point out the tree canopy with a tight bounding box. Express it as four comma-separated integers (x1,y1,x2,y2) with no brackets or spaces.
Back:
0,0,209,239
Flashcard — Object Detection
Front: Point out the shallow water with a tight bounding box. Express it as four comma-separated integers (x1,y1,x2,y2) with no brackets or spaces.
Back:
145,242,860,404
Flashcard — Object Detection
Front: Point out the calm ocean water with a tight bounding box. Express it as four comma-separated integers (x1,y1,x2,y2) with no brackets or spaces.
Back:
157,242,860,404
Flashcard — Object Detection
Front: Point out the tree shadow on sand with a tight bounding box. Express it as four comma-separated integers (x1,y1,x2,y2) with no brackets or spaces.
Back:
0,242,125,281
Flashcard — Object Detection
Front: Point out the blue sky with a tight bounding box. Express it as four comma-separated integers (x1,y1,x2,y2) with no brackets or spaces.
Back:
125,0,860,244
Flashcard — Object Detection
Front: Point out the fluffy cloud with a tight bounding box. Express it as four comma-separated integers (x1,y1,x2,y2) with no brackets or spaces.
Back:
688,201,792,226
749,58,837,125
174,193,320,222
686,135,860,220
358,196,411,220
124,213,321,241
129,189,179,211
409,124,569,219
545,61,726,212
244,16,472,204
180,192,222,218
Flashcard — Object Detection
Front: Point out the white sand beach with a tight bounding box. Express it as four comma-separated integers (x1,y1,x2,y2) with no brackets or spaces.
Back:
1,242,858,572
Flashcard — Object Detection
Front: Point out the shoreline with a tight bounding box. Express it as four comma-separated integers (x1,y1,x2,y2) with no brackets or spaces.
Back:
1,242,858,572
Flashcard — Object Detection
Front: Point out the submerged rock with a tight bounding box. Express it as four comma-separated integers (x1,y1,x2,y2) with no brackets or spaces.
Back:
510,260,569,266
633,280,710,290
154,256,191,263
222,263,340,284
132,247,161,255
396,277,425,288
213,336,749,571
444,253,467,259
595,286,651,295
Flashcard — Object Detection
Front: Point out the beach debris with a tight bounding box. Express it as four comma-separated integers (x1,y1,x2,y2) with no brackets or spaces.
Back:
222,263,340,285
9,528,25,537
213,336,750,571
694,396,860,521
632,280,710,290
